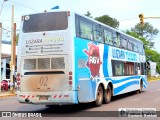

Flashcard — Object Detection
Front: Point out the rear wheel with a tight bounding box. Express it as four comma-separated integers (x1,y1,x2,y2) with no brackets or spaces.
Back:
95,85,103,107
104,85,112,104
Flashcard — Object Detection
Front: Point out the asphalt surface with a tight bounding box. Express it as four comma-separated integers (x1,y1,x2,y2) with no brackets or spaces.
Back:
0,80,160,120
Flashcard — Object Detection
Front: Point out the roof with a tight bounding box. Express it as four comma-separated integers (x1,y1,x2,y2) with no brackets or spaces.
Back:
1,41,17,58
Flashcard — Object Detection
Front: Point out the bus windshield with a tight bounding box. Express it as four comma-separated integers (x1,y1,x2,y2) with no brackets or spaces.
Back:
22,11,68,33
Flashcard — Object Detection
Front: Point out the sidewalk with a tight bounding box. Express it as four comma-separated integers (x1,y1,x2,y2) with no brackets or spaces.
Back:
0,90,17,98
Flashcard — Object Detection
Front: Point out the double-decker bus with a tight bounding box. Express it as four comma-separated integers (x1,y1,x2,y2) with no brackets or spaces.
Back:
16,10,147,107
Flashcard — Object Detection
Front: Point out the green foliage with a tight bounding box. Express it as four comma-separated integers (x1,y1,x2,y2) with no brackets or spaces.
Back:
125,30,154,49
16,34,19,44
131,22,159,41
84,11,119,29
125,29,160,73
84,11,92,18
95,15,119,29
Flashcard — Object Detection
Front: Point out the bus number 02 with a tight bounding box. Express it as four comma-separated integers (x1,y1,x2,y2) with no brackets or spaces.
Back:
39,76,48,86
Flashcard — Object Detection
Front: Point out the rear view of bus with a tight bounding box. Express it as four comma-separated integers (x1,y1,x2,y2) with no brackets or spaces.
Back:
17,11,77,105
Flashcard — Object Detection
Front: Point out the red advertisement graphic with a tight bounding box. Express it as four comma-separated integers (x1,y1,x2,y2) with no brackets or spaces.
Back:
83,42,102,77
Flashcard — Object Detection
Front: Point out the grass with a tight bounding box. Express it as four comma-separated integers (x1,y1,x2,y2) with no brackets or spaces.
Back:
148,76,160,81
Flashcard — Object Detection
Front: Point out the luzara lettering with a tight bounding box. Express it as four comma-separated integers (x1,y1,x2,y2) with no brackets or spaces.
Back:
26,39,42,44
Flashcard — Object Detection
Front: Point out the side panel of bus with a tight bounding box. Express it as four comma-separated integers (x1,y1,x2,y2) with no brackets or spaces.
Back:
74,37,147,102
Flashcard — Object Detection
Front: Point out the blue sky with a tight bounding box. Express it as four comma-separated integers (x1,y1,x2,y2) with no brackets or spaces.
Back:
1,0,160,52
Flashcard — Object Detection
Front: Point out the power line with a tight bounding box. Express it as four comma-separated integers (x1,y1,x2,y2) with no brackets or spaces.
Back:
119,18,137,21
5,0,38,11
0,19,20,22
13,1,38,11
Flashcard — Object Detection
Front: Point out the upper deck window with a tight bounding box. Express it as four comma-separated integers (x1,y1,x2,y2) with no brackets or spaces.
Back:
23,12,68,33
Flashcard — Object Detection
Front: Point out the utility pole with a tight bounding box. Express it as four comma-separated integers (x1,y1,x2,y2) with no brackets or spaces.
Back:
0,23,2,93
10,3,15,93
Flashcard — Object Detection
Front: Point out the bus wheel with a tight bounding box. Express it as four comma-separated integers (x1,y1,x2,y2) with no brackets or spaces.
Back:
139,80,143,93
104,85,112,104
95,85,103,107
136,80,143,94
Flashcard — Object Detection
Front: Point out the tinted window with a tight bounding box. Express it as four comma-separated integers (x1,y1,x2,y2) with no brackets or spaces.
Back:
23,12,68,33
104,29,113,45
112,60,124,76
128,39,133,50
138,42,144,54
79,19,93,40
121,37,127,49
124,62,134,75
113,32,120,47
93,24,104,43
133,40,138,52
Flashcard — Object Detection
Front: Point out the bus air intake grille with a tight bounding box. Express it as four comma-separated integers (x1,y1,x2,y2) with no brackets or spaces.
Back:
38,58,50,69
51,57,65,69
24,59,36,70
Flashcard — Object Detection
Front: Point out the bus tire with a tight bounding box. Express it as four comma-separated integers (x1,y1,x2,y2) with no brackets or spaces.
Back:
104,85,112,104
139,80,143,93
95,85,103,107
136,80,143,94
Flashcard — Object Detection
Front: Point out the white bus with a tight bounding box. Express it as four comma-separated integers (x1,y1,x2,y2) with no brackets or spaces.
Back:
17,10,147,107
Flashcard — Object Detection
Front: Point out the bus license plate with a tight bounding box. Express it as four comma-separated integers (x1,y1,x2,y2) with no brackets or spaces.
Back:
39,96,48,100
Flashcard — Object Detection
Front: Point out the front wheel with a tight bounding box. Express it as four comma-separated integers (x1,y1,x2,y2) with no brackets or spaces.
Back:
104,86,112,104
139,80,143,93
95,85,103,107
136,80,143,94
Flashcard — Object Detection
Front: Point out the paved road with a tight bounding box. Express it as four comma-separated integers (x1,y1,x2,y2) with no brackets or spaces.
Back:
0,80,160,119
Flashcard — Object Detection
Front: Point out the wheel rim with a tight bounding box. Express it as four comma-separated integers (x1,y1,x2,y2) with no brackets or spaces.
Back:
140,81,143,92
97,87,102,103
106,87,111,101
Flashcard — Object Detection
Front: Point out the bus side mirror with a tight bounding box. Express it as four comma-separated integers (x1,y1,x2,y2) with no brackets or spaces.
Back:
146,62,150,70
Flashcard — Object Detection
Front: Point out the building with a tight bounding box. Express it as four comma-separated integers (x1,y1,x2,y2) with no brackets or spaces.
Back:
1,41,17,80
148,61,157,76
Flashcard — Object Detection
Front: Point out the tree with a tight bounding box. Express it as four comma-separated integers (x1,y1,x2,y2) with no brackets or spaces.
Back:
95,15,119,29
125,29,160,73
84,11,92,18
131,22,159,41
16,34,19,44
145,49,160,73
125,30,154,49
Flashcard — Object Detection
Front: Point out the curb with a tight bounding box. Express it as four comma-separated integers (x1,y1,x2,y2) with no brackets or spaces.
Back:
0,93,17,98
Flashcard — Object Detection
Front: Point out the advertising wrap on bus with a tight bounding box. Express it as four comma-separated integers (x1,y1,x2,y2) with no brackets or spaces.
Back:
21,33,68,56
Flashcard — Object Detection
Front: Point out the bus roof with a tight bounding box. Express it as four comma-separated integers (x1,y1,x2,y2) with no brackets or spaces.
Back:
21,10,143,44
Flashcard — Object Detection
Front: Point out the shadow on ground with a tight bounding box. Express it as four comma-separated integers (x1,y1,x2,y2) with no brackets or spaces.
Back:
17,91,146,117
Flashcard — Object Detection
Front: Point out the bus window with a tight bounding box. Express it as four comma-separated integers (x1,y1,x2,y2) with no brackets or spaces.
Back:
134,63,138,75
112,60,124,76
79,19,93,40
137,42,143,54
128,39,133,50
124,62,134,75
104,29,113,45
93,24,104,43
121,37,127,49
133,40,138,52
113,32,120,47
75,15,80,37
23,12,68,32
141,63,146,75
